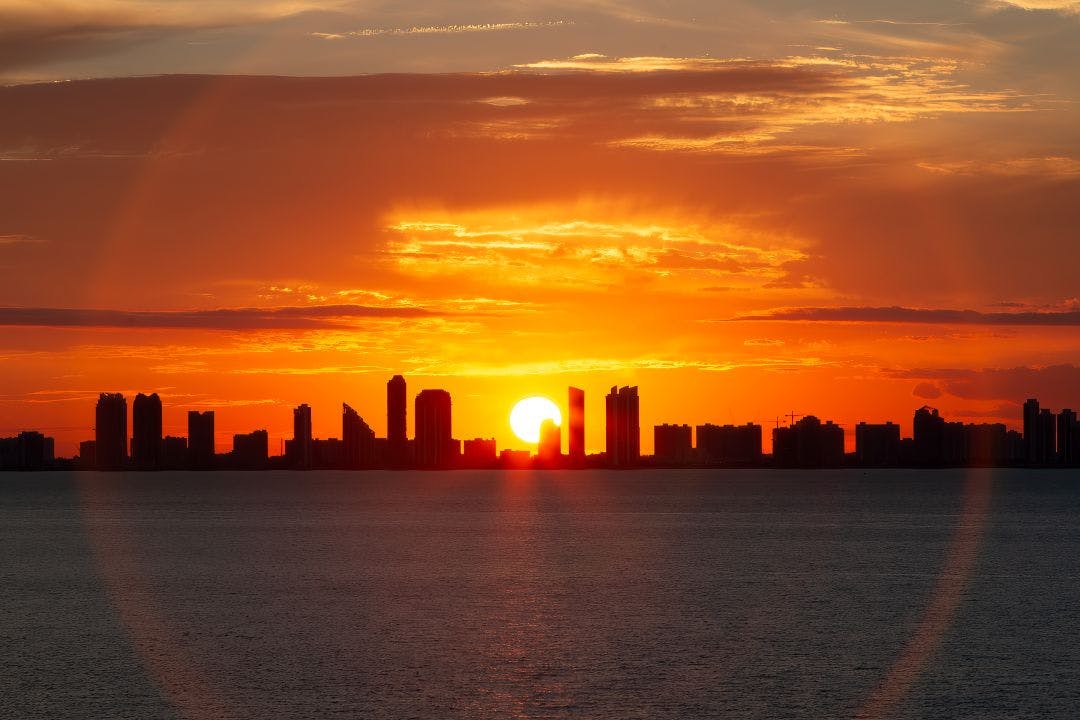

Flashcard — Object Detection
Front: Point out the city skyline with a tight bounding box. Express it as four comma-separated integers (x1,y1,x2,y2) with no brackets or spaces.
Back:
3,376,1077,471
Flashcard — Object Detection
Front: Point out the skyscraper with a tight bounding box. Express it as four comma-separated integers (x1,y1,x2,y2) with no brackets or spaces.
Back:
1039,408,1057,465
188,410,215,469
292,403,312,469
1023,398,1041,465
568,386,585,464
414,389,452,468
387,375,407,466
131,392,162,470
232,430,268,469
654,424,692,464
95,393,127,470
605,386,640,467
343,403,376,469
913,406,945,466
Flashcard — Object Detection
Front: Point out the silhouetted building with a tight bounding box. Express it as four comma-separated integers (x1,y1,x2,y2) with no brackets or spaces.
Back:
654,424,692,464
1059,409,1078,466
162,436,188,470
500,449,532,468
290,404,313,469
0,432,54,470
387,375,408,467
342,404,376,469
964,423,1007,466
131,392,163,470
188,410,215,469
568,387,585,464
313,438,343,469
78,440,97,470
1037,408,1056,465
772,415,844,467
95,393,127,470
855,423,901,467
462,438,497,468
696,423,762,465
538,419,562,465
913,406,945,466
1023,398,1042,465
415,389,453,468
1006,430,1026,465
605,386,639,467
232,430,268,469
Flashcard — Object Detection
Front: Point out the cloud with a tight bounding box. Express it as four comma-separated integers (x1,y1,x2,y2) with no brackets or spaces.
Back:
984,1,1080,14
0,233,43,245
913,381,943,399
735,306,1080,326
0,304,438,330
0,0,344,72
310,20,573,40
893,365,1080,404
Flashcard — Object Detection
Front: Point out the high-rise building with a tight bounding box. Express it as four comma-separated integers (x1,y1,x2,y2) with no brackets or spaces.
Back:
162,436,188,469
1023,398,1041,465
605,386,640,467
964,423,1007,466
855,422,901,467
387,375,408,467
695,423,763,466
291,404,313,469
232,430,268,469
343,403,376,469
95,393,127,470
0,432,53,470
568,387,585,463
913,406,946,466
538,419,561,464
415,389,453,468
654,424,692,464
188,410,215,469
772,416,844,467
132,392,163,470
1039,409,1057,465
1059,409,1078,466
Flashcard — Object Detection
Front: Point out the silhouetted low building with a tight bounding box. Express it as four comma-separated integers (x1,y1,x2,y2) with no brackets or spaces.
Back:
462,438,497,468
964,423,1007,466
654,424,692,465
696,423,762,466
0,432,54,470
772,416,844,468
499,449,531,468
162,436,188,470
855,423,901,467
313,438,343,469
232,430,268,469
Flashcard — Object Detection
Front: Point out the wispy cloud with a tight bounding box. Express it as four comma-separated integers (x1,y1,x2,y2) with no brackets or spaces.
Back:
0,304,438,330
311,20,572,40
734,306,1080,325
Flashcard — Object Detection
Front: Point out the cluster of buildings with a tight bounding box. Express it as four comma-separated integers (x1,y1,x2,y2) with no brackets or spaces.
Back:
1,375,1077,470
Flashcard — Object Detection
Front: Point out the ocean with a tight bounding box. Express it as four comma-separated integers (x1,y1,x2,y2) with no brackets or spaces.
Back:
2,469,1078,719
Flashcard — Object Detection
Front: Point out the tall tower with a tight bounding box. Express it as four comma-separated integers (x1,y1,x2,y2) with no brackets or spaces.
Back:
1023,398,1041,465
568,386,585,464
95,393,127,470
343,403,376,469
187,410,215,469
387,375,407,465
292,403,313,469
414,389,452,469
132,392,162,470
538,418,562,465
605,386,640,467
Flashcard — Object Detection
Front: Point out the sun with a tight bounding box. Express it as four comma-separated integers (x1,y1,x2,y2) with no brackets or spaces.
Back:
510,396,562,444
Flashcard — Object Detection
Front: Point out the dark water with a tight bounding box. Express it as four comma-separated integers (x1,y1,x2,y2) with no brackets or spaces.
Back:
2,469,1079,719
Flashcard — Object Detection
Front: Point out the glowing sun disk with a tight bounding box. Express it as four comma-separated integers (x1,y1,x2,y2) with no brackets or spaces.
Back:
510,396,562,444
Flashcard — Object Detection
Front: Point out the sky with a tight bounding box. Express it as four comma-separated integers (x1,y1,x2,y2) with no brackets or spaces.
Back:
1,0,1079,456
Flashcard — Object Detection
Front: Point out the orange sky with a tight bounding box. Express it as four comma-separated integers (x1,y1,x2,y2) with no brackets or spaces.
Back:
1,4,1079,456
